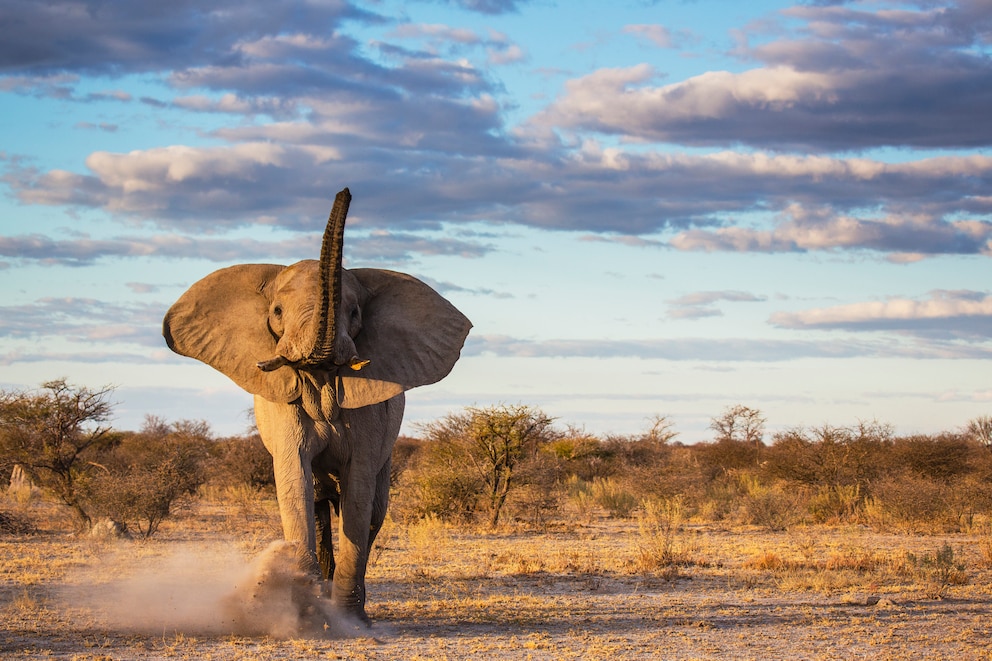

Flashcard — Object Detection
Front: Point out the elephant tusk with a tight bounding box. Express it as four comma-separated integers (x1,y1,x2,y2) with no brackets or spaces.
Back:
349,358,370,371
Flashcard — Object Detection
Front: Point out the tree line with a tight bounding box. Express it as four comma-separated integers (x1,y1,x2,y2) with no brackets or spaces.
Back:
0,379,272,536
3,379,992,536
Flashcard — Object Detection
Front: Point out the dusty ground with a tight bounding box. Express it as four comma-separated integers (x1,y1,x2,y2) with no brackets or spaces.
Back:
3,495,992,660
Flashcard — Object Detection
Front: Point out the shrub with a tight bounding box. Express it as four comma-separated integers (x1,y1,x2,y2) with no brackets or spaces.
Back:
398,456,483,523
390,436,423,486
207,432,275,490
0,508,34,534
887,433,976,481
733,474,806,530
903,543,968,599
765,424,890,493
807,484,863,524
863,472,958,533
85,418,210,537
635,496,695,574
695,438,762,480
590,478,638,519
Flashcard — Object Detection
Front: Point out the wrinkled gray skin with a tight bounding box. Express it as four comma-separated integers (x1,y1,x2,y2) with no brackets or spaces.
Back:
163,191,471,620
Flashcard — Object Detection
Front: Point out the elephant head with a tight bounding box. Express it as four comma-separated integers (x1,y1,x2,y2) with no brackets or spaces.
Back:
162,188,472,414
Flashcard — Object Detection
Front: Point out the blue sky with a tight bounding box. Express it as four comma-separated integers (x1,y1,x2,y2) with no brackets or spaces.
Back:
1,0,990,442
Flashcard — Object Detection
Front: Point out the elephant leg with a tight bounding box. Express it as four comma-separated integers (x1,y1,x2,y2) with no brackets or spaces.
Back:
331,466,376,619
330,398,403,620
254,396,322,576
368,458,392,550
315,498,335,581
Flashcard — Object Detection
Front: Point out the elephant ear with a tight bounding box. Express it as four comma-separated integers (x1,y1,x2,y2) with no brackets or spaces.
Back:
163,264,302,403
340,268,472,409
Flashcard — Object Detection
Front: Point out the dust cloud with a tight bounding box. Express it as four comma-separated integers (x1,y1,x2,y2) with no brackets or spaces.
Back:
71,540,365,639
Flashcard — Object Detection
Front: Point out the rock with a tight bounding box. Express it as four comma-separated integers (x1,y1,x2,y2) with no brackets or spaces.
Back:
90,518,128,539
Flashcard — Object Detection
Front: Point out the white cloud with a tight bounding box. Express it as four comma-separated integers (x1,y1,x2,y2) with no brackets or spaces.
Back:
770,290,992,340
533,3,992,151
667,290,767,320
623,24,676,48
669,202,992,259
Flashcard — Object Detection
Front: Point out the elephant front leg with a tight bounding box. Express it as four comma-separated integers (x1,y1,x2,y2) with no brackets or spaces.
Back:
271,451,321,576
254,397,322,576
331,479,374,620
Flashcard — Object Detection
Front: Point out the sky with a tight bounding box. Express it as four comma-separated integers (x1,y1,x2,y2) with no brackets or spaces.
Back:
1,0,990,443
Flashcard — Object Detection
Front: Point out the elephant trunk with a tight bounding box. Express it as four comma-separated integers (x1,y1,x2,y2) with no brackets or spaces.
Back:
301,187,350,367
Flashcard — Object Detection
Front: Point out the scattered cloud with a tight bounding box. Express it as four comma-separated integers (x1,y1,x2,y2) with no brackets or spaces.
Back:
7,145,991,257
75,122,119,132
442,0,531,15
669,202,992,260
668,290,767,320
0,1,384,77
421,278,514,298
126,282,162,294
468,333,992,361
1,1,990,261
0,297,164,345
770,290,992,340
0,230,493,267
535,4,992,151
623,24,696,49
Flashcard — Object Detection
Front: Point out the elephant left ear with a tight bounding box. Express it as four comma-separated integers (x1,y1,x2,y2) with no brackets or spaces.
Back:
340,268,472,409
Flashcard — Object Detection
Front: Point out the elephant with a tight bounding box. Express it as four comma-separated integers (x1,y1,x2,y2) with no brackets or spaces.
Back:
162,188,472,621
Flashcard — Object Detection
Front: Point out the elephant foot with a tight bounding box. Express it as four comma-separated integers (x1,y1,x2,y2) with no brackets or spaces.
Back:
330,583,370,626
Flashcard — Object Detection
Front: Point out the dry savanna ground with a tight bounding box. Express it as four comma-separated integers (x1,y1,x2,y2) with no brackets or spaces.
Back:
3,487,992,660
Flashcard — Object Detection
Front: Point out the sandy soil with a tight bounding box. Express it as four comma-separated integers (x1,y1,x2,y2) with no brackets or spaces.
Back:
3,502,992,660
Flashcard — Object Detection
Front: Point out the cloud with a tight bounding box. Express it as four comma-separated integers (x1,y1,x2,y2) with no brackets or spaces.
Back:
770,290,992,340
469,333,992,361
0,230,494,266
348,230,493,263
126,282,161,294
668,291,768,320
623,24,696,49
624,24,676,48
1,0,991,262
420,278,514,298
0,232,310,266
75,122,119,132
442,0,530,14
387,22,526,65
534,3,992,151
0,1,383,77
7,143,992,255
0,297,164,346
670,203,992,260
172,94,299,119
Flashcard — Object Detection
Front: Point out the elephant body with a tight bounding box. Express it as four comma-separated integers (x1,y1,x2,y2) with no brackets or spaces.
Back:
163,190,471,621
254,390,403,613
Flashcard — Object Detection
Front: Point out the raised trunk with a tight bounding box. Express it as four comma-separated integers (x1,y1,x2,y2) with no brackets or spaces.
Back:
303,188,351,367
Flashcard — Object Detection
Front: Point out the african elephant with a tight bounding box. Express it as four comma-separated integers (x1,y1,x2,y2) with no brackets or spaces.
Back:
162,188,471,620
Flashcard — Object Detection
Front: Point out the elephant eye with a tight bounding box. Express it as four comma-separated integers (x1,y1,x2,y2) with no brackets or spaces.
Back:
273,305,283,317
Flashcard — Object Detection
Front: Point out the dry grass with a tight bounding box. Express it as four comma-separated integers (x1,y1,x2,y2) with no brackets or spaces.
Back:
4,489,992,659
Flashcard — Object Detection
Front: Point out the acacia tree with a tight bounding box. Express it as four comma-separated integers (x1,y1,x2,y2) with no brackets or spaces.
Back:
0,379,115,527
967,415,992,449
420,404,556,527
710,404,766,447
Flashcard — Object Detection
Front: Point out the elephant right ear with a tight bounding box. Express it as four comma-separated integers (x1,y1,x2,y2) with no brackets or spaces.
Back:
163,264,302,403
